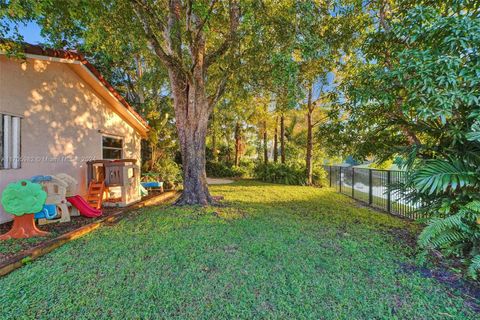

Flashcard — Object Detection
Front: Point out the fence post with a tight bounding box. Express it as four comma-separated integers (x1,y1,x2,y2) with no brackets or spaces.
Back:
368,169,373,205
387,170,391,213
339,167,342,193
352,167,355,198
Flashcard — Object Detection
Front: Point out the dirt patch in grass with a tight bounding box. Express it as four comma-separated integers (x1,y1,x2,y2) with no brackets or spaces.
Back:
386,227,418,248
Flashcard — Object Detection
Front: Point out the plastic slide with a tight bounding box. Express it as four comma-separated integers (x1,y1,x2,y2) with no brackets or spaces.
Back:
66,195,102,218
140,184,148,197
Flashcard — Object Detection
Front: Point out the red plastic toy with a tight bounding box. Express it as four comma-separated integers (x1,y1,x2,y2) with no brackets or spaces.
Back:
66,195,102,218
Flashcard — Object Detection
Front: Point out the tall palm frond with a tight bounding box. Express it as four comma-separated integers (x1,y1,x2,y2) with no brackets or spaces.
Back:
412,159,478,195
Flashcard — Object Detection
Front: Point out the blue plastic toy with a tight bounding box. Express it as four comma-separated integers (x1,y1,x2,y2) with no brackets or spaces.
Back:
34,204,58,220
30,175,53,183
141,181,164,188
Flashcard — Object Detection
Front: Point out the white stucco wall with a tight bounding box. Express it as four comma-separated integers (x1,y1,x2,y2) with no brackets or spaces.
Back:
0,55,142,223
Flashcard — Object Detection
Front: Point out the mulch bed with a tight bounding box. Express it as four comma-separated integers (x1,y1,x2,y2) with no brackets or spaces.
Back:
0,190,170,264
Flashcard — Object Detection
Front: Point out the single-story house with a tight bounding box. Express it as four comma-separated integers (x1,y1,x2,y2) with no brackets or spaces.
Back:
0,43,149,224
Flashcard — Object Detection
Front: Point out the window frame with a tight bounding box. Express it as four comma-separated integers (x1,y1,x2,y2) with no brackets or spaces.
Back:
0,115,3,168
102,134,124,160
0,112,22,170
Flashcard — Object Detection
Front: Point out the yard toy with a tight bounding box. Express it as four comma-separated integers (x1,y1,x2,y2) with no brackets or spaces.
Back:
141,181,163,188
32,175,71,224
140,184,148,197
0,180,49,240
55,173,78,197
66,195,102,218
31,175,53,183
141,181,164,193
86,181,106,209
55,173,80,217
86,159,141,207
34,204,58,220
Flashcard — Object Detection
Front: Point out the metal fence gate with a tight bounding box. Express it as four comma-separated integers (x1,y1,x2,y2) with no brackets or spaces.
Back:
324,166,423,220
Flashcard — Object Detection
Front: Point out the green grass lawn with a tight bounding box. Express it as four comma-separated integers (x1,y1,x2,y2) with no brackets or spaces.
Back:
0,181,477,319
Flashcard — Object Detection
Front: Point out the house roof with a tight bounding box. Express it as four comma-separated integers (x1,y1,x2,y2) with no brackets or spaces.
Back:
1,41,149,137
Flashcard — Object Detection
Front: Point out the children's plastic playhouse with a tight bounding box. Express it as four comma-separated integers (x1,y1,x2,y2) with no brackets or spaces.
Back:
87,159,141,207
31,175,71,224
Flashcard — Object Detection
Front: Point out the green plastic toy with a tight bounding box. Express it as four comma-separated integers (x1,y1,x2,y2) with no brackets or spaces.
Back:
0,180,49,240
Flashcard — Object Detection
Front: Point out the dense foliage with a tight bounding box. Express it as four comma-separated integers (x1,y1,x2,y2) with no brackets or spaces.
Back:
142,158,182,187
385,3,480,278
254,163,327,187
321,1,480,277
206,161,253,179
395,5,480,279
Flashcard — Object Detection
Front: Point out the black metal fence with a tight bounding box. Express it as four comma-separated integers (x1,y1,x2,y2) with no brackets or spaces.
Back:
323,166,423,220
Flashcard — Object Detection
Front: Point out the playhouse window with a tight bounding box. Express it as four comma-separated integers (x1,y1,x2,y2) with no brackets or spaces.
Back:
0,113,21,169
102,136,123,160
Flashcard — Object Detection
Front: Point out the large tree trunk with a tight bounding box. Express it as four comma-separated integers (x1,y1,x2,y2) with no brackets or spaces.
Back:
306,86,314,185
170,70,213,205
273,116,278,163
178,127,211,205
132,0,240,206
280,114,286,164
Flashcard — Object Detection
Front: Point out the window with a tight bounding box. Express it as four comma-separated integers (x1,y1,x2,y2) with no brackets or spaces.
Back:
102,136,123,160
0,113,21,169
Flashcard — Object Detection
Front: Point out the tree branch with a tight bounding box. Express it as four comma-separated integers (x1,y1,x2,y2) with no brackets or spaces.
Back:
208,75,228,110
186,0,209,72
131,0,188,76
204,0,240,68
165,0,183,59
312,116,329,127
193,0,218,43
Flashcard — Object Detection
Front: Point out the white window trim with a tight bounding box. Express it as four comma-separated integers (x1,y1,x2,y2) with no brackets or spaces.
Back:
3,115,11,169
0,113,22,170
11,116,21,169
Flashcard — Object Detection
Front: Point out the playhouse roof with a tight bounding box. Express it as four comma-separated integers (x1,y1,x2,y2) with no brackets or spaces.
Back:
1,41,149,137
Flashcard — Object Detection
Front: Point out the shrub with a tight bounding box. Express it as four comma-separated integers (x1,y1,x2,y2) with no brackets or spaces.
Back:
312,166,328,187
369,159,394,170
253,163,303,185
404,159,480,279
142,158,182,184
206,161,252,178
254,163,327,186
